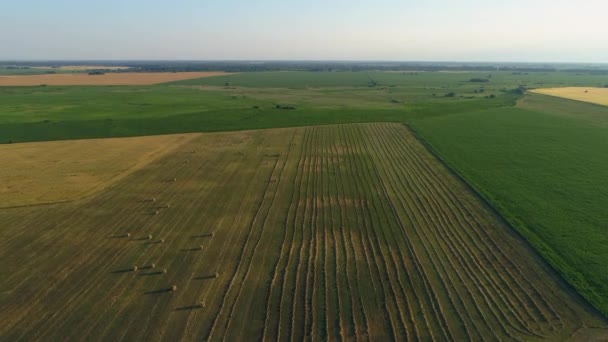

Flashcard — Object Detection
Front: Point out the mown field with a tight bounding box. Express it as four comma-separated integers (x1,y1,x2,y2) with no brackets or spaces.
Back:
1,123,606,340
0,133,197,207
410,93,608,317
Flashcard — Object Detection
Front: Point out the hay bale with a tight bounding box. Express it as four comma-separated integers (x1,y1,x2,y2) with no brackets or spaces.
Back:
162,268,167,274
150,263,156,269
170,285,177,292
148,234,153,240
199,245,204,251
154,210,159,215
172,178,177,182
214,272,219,278
159,239,165,243
126,233,131,238
199,301,206,308
133,266,138,272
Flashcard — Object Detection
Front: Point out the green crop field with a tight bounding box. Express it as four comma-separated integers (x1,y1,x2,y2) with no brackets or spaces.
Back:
3,70,605,144
1,123,605,340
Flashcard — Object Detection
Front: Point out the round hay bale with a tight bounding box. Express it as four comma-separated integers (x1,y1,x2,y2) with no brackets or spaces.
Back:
162,268,167,274
148,234,153,240
160,239,165,243
133,266,138,272
199,245,204,251
126,233,131,238
214,272,219,278
199,301,206,308
150,263,156,269
170,285,177,292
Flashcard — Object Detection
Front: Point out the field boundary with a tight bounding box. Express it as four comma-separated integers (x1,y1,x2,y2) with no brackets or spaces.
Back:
405,123,608,320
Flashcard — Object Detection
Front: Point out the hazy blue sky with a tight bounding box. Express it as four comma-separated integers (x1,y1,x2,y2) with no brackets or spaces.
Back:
1,0,607,62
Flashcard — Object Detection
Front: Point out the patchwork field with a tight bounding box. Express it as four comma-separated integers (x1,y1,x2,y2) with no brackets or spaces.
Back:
0,72,229,86
0,134,198,207
1,123,605,340
531,87,608,106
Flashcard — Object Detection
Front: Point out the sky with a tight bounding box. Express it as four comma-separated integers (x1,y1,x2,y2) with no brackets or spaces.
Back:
1,0,607,63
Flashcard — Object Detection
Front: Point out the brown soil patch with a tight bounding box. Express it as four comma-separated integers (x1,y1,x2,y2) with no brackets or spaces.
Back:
0,72,230,86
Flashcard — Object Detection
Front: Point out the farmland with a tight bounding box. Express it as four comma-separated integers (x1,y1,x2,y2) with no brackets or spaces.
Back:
530,87,608,106
4,70,608,143
0,72,229,86
0,133,198,207
410,93,608,316
0,123,606,340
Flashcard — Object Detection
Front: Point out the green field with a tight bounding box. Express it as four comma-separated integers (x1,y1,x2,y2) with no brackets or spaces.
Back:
3,70,606,144
1,123,604,340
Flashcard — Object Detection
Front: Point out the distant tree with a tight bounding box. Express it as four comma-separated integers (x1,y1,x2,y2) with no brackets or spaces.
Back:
88,70,105,75
469,78,490,83
444,92,456,97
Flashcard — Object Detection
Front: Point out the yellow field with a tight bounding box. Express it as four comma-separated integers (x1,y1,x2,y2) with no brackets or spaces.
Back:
531,87,608,106
0,134,198,207
0,72,230,86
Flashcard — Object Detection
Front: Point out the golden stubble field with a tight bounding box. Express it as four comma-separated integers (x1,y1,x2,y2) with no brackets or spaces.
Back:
0,124,606,340
531,87,608,106
0,72,230,86
0,134,199,207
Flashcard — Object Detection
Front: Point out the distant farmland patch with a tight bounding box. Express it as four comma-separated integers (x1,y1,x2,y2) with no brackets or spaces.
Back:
0,133,198,207
31,65,131,71
0,72,231,86
531,87,608,106
1,123,605,340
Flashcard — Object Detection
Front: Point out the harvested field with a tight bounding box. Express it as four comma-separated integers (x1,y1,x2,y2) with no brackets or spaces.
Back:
0,123,605,340
531,87,608,106
0,134,198,207
0,72,230,86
